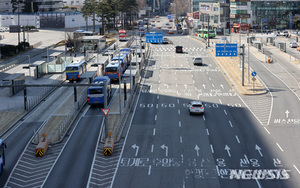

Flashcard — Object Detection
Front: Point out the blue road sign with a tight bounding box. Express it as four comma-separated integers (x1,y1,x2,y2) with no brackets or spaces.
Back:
146,32,163,43
168,14,172,20
216,44,238,57
251,71,257,77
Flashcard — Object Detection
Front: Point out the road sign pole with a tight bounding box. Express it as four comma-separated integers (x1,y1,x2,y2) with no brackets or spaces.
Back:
242,44,245,86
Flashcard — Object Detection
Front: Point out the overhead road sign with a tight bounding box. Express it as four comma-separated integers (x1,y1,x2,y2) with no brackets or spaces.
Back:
216,44,238,57
146,32,163,43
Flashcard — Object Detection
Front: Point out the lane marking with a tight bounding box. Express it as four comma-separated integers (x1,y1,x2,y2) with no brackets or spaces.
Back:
224,110,227,115
178,109,180,115
206,129,209,136
157,95,159,100
293,165,300,174
210,145,214,153
148,165,152,175
276,143,284,152
177,99,179,103
212,83,215,88
179,121,181,127
180,136,183,143
153,128,156,136
229,121,233,127
264,127,270,134
155,115,157,121
193,80,195,84
219,99,222,104
209,77,211,81
255,178,262,188
151,144,154,152
156,104,158,109
235,135,240,143
203,115,206,121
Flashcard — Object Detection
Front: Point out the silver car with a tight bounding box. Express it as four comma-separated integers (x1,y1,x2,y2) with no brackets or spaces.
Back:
193,57,203,65
188,101,204,115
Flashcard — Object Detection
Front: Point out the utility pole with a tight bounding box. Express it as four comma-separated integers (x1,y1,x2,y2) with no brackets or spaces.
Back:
207,15,210,47
240,44,245,86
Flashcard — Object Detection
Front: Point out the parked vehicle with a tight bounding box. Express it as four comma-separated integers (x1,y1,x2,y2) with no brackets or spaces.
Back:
290,42,298,48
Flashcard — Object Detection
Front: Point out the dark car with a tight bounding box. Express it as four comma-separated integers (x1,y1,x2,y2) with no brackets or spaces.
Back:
175,46,183,53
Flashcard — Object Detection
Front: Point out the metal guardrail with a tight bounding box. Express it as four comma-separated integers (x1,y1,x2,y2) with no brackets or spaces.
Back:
0,44,55,72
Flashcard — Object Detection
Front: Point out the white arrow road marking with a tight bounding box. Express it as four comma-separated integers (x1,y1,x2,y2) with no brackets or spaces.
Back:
285,110,289,118
161,144,168,157
194,145,200,156
131,144,139,156
220,84,224,89
202,84,206,89
225,145,231,157
255,145,263,157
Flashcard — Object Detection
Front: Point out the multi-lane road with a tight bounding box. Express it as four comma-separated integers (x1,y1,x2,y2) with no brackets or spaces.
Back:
1,16,300,188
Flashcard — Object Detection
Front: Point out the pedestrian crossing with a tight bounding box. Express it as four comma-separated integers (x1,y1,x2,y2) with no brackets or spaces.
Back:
152,47,208,52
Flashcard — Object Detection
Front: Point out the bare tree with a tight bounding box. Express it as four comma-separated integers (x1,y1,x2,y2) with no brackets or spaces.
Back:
169,0,190,16
136,0,146,10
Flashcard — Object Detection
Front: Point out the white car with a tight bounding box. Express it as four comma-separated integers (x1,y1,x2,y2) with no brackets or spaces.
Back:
188,101,204,115
290,42,298,48
193,57,203,65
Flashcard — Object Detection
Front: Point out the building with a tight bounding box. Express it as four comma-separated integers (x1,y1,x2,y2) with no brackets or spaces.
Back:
251,0,300,30
0,0,63,13
195,2,230,34
230,0,251,33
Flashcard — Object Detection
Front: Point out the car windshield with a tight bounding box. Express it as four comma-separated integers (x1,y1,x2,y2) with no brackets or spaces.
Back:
195,58,202,60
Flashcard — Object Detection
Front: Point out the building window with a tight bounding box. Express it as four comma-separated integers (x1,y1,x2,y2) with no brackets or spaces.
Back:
214,15,219,24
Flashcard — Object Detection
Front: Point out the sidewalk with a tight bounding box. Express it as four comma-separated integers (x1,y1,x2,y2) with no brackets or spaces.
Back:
192,36,267,95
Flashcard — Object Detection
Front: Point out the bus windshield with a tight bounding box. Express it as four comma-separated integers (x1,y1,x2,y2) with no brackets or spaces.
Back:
106,67,118,72
89,88,103,94
66,67,78,71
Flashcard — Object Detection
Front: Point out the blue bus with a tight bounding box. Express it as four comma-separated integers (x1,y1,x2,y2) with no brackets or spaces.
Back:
66,60,87,82
111,53,128,72
0,139,6,174
120,48,131,63
138,27,145,36
105,62,122,81
87,76,111,105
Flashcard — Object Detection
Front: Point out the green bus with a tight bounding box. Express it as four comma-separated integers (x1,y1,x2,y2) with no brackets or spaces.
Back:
198,29,216,38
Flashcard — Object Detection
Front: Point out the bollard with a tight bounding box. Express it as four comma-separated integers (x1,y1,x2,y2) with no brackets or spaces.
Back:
35,133,49,157
104,136,114,156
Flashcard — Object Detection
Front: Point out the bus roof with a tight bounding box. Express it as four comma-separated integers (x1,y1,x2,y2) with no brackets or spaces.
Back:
93,76,110,83
67,60,86,67
120,48,130,53
106,62,120,68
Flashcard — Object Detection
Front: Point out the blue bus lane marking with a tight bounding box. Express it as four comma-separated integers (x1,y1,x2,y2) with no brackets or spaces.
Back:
119,155,291,180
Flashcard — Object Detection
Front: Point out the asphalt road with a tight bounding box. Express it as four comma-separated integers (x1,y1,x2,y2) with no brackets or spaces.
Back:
111,23,300,187
2,16,300,187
